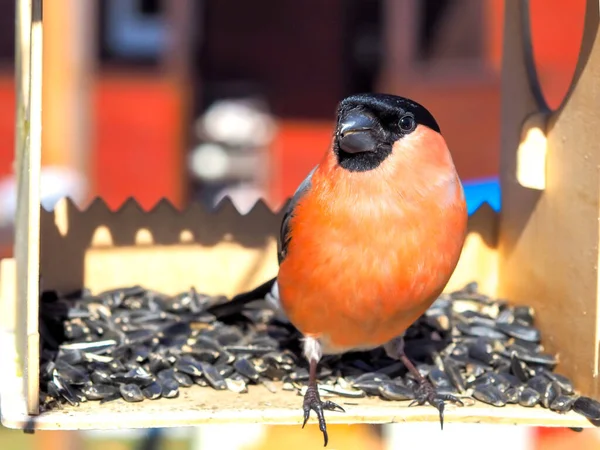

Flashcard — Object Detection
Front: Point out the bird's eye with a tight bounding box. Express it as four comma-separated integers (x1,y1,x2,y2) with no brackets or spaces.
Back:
399,114,416,132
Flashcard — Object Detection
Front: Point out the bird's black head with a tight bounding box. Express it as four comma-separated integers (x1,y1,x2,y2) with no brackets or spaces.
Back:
333,93,441,172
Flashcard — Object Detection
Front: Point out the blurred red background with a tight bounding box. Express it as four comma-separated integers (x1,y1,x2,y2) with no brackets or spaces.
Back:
0,0,586,212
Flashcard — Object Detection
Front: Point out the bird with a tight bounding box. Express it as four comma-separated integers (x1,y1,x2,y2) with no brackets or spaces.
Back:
209,93,468,446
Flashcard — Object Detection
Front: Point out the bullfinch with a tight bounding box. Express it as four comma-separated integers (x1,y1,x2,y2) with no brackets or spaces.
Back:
209,93,468,446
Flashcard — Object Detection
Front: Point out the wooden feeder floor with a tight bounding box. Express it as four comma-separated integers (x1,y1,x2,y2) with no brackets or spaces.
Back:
2,381,593,431
0,327,593,431
0,317,595,432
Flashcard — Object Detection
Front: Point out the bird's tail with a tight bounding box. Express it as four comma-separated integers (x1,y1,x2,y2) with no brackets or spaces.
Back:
207,276,277,319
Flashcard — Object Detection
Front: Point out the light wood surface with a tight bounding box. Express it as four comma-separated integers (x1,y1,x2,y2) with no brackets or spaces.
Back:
1,379,593,431
498,0,600,399
14,0,43,416
39,197,285,298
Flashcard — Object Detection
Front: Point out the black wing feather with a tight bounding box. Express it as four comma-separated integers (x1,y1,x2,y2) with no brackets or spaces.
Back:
208,166,317,319
278,166,317,264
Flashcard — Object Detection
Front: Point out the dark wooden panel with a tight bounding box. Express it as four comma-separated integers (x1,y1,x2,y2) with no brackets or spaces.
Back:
200,0,345,119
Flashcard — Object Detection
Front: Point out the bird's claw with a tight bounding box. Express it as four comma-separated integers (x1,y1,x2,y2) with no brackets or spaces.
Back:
321,400,346,413
302,385,345,447
408,379,464,430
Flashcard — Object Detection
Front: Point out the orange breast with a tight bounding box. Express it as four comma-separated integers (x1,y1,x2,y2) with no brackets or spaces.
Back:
277,130,468,354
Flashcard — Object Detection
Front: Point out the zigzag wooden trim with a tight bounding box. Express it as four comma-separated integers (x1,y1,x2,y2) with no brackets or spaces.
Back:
43,196,496,218
43,195,287,216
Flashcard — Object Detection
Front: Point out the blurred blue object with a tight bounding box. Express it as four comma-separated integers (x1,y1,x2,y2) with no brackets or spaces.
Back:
462,176,500,215
138,428,163,450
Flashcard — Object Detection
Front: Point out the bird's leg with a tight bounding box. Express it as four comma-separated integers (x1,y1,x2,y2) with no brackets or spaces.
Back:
302,337,345,447
384,336,463,430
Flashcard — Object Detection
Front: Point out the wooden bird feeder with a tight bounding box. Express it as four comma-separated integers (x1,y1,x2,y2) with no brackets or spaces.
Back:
1,0,600,431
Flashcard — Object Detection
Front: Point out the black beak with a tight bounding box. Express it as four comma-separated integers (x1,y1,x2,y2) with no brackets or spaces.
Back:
338,110,378,154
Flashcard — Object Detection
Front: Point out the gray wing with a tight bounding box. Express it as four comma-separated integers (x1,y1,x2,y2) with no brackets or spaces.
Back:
277,166,317,264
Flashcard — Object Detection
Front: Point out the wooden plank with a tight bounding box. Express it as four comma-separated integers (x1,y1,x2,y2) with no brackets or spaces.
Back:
39,197,284,297
14,0,43,416
0,260,27,429
13,0,32,419
0,377,593,431
0,257,17,334
38,197,498,297
498,0,600,399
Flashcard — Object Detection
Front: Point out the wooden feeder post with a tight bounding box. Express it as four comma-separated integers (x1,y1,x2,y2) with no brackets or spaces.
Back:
499,0,600,398
13,0,43,416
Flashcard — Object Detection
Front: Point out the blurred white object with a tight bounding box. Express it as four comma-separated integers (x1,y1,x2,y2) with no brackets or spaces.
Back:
191,424,266,450
190,142,231,181
189,142,265,182
197,98,277,148
0,165,88,228
384,423,534,450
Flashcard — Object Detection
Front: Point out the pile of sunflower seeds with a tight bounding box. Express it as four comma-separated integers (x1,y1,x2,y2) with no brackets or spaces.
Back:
38,282,600,424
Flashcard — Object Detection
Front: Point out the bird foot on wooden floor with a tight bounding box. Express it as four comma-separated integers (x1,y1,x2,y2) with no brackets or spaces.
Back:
409,379,464,430
302,384,345,447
